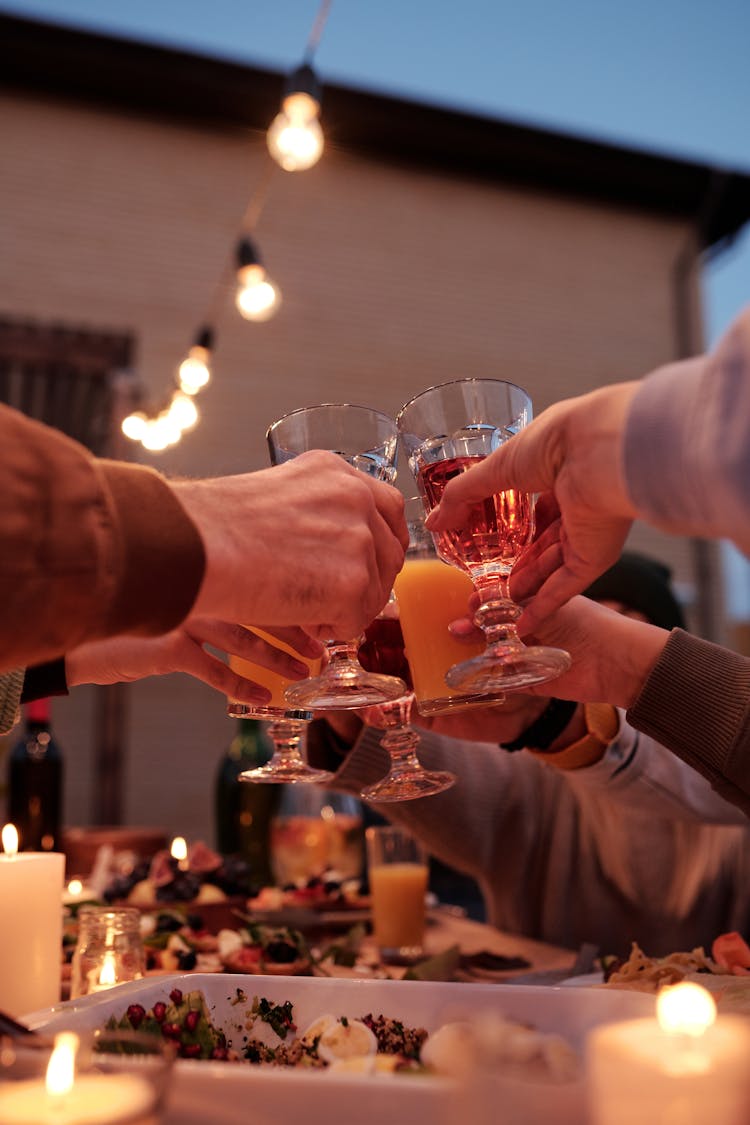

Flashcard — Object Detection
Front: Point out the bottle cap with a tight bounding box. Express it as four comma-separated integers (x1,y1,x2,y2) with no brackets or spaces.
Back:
24,697,51,724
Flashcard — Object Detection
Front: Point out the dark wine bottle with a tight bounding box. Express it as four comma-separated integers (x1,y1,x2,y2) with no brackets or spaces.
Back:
7,697,63,852
214,718,280,886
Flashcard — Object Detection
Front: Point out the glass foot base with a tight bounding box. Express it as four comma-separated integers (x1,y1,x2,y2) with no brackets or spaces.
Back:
361,769,456,803
239,762,333,785
445,644,571,694
284,671,406,711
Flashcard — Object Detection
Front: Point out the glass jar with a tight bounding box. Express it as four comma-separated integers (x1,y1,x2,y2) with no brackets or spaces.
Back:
70,906,145,999
270,787,364,886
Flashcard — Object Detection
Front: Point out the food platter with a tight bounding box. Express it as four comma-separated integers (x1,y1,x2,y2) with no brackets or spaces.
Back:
25,972,656,1125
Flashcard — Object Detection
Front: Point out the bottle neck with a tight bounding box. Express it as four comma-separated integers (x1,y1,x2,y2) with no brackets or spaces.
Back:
24,698,51,726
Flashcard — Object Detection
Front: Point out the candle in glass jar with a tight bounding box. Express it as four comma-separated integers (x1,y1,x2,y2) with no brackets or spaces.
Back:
0,823,65,1017
586,981,750,1125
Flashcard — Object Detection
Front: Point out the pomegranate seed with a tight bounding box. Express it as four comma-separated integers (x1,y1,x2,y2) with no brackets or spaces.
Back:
169,988,183,1005
126,1004,146,1029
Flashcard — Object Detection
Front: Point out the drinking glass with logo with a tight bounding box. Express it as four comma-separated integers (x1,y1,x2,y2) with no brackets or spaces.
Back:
366,825,428,962
267,403,406,710
397,379,571,694
227,628,331,784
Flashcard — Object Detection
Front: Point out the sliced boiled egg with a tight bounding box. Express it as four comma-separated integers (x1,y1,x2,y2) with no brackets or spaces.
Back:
317,1018,377,1063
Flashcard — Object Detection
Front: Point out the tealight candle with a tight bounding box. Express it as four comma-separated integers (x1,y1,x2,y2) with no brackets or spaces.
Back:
0,823,65,1017
586,981,750,1125
0,1031,155,1125
170,835,188,871
62,878,98,906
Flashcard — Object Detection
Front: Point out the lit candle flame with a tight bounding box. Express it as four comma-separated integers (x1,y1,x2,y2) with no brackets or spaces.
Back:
46,1032,79,1097
170,836,189,870
1,823,18,857
657,981,717,1037
67,878,83,896
98,950,117,988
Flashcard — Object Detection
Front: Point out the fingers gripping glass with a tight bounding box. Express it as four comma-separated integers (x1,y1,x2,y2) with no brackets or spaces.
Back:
397,379,571,694
266,403,407,711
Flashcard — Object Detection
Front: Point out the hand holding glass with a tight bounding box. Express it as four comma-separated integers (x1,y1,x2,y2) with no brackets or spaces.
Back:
397,379,570,694
267,403,406,710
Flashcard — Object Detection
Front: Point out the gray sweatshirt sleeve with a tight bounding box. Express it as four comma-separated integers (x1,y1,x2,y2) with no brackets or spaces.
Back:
624,307,750,554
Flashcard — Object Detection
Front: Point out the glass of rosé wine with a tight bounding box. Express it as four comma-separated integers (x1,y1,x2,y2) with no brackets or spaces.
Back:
356,597,456,802
267,403,407,711
397,379,571,694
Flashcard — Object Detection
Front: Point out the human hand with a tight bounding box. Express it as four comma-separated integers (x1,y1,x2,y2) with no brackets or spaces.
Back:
448,593,669,710
175,451,408,640
65,620,323,705
413,692,550,744
425,383,640,632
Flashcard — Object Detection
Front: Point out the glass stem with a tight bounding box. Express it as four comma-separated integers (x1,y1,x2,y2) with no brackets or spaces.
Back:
267,720,306,763
472,571,524,651
325,639,363,677
378,696,422,768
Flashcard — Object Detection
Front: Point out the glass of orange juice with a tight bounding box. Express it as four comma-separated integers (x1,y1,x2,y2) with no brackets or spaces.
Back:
226,629,331,784
366,825,428,961
394,501,507,716
227,627,321,719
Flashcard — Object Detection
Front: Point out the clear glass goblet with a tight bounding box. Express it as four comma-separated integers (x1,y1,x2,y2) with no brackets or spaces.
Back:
228,627,331,783
267,403,407,710
356,605,456,803
397,378,571,694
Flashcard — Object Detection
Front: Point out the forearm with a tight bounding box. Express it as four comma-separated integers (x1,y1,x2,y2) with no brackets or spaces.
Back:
0,405,204,671
627,629,750,815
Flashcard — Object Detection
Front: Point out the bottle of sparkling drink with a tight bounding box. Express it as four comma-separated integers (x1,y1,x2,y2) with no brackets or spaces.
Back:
7,697,63,852
214,718,280,887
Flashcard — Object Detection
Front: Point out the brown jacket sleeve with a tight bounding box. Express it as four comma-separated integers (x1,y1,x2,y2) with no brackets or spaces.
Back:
627,629,750,815
0,403,205,671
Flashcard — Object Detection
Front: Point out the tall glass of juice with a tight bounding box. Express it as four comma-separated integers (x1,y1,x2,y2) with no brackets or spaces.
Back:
394,502,507,716
366,825,428,962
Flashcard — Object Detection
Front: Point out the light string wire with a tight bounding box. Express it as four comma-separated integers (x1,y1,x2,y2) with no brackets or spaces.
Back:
130,0,332,447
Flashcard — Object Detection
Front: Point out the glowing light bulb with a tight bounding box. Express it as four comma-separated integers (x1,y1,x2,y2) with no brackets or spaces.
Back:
267,105,324,171
236,266,281,321
178,346,211,395
121,411,148,441
168,391,199,431
267,66,324,171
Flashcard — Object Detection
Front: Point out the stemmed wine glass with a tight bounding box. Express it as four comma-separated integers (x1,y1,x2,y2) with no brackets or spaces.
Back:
227,628,332,784
356,600,456,803
267,403,407,710
397,379,571,694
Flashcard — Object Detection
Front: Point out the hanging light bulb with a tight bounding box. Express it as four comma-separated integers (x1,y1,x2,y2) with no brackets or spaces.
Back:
168,390,199,432
121,410,149,442
178,327,214,395
235,237,281,322
267,64,324,172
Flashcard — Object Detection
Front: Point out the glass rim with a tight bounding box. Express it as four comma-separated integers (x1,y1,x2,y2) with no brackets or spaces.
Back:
266,402,398,442
396,377,531,428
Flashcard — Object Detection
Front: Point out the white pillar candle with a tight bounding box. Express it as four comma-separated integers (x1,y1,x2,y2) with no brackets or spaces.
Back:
586,981,750,1125
0,1072,154,1124
0,824,65,1017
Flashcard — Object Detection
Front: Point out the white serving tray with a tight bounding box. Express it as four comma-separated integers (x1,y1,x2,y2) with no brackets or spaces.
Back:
25,973,655,1125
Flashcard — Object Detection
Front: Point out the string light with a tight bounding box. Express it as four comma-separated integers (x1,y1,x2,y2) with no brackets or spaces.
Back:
122,0,333,451
235,237,281,322
267,64,324,172
177,326,214,395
